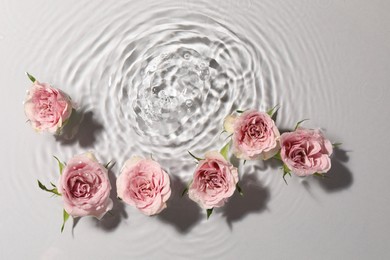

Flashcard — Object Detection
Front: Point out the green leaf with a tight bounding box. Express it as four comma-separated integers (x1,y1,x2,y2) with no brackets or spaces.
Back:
53,156,65,175
243,160,247,165
236,110,245,113
104,160,115,170
188,151,203,161
282,164,291,185
117,196,122,201
50,182,57,188
61,209,70,233
223,133,233,142
181,181,192,197
220,142,230,160
26,72,36,83
313,172,329,178
266,104,279,117
206,208,213,219
332,142,342,148
37,180,60,196
294,119,309,130
236,183,244,196
273,152,282,161
181,187,189,197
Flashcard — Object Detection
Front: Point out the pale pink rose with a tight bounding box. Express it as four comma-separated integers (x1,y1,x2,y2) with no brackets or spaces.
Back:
280,128,333,176
225,110,280,160
116,157,171,216
188,151,238,209
58,152,113,219
24,81,73,134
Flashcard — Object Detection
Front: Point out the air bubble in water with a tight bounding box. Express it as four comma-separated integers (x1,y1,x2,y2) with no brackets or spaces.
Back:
185,99,193,107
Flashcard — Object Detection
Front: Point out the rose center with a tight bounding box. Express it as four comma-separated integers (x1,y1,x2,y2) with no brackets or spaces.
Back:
68,172,101,198
131,176,156,199
199,170,224,191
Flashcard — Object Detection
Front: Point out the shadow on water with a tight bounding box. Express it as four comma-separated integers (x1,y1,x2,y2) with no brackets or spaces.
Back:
55,109,103,148
222,172,270,229
158,175,202,234
315,147,353,192
93,167,128,232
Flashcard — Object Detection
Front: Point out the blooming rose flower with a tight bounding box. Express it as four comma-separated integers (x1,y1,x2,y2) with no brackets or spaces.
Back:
24,81,73,134
224,110,280,160
116,157,171,216
188,151,238,209
280,128,333,176
58,152,113,219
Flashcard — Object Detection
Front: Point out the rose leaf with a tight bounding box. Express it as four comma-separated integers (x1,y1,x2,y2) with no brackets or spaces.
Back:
313,172,329,179
332,142,342,148
181,187,189,197
266,104,280,117
37,180,60,196
236,183,244,196
282,164,291,185
53,156,65,175
273,152,282,161
26,72,36,83
294,119,309,130
188,151,203,161
206,208,213,219
236,109,245,113
223,133,233,142
61,209,70,233
220,141,230,160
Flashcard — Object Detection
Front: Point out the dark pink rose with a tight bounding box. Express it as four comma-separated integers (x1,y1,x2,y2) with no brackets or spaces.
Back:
58,152,113,219
116,157,171,216
188,151,238,209
24,81,73,134
225,110,280,160
280,128,333,176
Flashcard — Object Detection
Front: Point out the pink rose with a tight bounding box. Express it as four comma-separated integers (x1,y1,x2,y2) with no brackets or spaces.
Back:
188,151,238,209
280,128,333,176
116,157,171,216
225,110,280,160
24,81,73,134
58,152,113,219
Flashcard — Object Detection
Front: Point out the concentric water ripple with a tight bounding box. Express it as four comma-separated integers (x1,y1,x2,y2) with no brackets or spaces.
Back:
11,0,338,257
103,11,266,162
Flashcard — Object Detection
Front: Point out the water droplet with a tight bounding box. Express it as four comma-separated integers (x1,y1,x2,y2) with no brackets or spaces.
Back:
185,99,193,107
